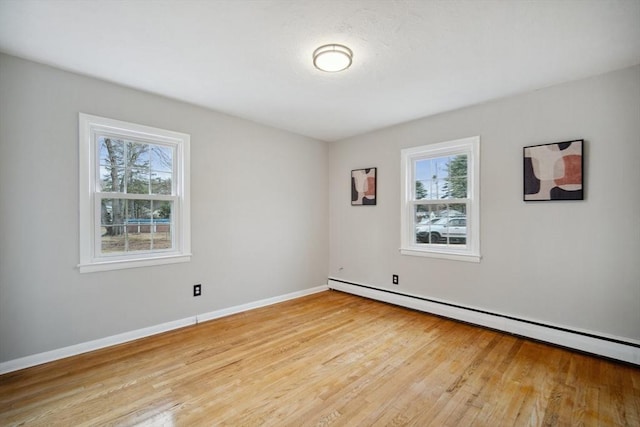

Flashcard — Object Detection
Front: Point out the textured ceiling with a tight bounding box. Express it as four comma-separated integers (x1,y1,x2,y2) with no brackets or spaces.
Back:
1,0,639,141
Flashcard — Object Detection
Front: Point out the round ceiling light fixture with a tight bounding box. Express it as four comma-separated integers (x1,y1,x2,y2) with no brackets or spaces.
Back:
313,44,353,72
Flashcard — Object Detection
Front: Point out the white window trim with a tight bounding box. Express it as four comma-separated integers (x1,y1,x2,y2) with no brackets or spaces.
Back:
400,136,481,262
78,113,191,273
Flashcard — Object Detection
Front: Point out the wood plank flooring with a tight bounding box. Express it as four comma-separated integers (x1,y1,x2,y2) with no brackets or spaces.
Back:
1,290,639,426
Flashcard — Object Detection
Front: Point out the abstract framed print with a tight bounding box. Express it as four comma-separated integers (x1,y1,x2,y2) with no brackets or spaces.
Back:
524,140,583,201
351,168,377,205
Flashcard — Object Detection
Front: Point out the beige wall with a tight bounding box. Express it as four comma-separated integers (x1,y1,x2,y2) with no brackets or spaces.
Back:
1,52,638,365
0,53,329,362
329,65,640,341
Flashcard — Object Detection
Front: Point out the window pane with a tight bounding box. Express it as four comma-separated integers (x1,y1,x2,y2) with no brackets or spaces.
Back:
151,171,172,195
120,142,149,194
125,231,152,252
100,198,126,253
437,203,466,219
415,157,451,200
153,225,172,250
125,200,152,252
415,203,467,245
415,204,443,243
99,199,174,254
127,167,150,194
154,200,172,220
98,137,125,192
442,203,467,245
126,200,173,252
415,158,438,200
415,154,468,200
98,137,124,168
443,155,468,199
150,145,173,173
101,227,126,253
99,165,124,192
97,140,174,196
110,199,150,253
101,199,173,254
152,201,172,250
125,199,152,223
127,142,149,168
101,198,125,229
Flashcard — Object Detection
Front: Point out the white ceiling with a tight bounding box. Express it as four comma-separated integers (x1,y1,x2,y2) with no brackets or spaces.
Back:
1,0,639,142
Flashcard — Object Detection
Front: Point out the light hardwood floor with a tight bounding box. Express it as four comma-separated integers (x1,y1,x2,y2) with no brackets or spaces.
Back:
1,290,639,426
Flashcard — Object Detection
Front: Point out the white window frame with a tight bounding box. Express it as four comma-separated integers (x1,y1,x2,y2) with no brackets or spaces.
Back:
400,136,480,262
78,113,191,273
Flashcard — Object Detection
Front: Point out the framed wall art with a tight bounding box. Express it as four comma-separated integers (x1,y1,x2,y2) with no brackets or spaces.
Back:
523,139,583,201
351,168,377,205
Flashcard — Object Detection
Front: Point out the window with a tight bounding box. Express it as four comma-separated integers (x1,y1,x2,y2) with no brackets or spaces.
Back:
400,136,480,262
79,113,191,273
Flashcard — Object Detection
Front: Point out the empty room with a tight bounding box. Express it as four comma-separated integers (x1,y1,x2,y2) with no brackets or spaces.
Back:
0,0,639,425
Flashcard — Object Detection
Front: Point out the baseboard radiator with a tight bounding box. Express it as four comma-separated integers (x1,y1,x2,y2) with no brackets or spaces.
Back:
328,278,640,365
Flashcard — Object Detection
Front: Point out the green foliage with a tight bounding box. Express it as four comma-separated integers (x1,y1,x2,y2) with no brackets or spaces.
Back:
444,155,468,199
156,202,171,219
415,180,427,199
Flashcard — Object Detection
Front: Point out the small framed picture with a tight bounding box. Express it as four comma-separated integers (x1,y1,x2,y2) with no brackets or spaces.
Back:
351,168,377,205
523,139,583,201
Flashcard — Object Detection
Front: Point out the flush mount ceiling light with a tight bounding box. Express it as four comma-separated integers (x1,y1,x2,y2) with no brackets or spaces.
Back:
313,44,353,72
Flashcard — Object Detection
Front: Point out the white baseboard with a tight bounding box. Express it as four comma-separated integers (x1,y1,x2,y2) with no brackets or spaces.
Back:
196,285,328,323
0,284,329,375
0,317,195,375
328,279,640,365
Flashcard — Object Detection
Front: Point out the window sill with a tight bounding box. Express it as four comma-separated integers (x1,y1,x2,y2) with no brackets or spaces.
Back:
400,247,481,263
78,253,192,273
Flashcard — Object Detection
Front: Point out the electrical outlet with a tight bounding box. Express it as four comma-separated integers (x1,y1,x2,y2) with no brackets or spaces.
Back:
392,275,399,285
193,284,202,297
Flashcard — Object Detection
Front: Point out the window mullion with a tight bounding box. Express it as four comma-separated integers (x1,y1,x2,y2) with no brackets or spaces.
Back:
123,141,128,194
94,194,103,258
94,192,175,202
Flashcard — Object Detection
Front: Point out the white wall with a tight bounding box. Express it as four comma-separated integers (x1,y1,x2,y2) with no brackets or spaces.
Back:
329,65,640,342
0,54,329,363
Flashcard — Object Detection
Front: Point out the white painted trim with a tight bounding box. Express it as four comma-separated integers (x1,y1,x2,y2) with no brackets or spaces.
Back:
0,285,329,375
78,253,192,273
196,285,329,323
400,136,481,261
399,248,481,263
328,279,640,365
0,317,195,375
78,113,191,273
